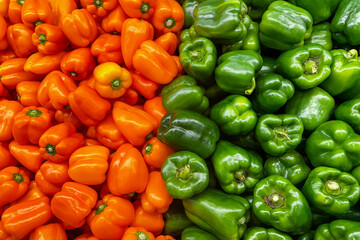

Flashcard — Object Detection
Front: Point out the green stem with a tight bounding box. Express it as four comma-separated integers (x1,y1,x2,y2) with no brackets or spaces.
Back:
191,50,204,62
34,20,44,27
264,193,284,208
70,71,79,77
164,17,176,29
347,49,359,62
17,0,24,6
140,2,150,14
136,231,150,240
304,59,318,74
234,169,247,183
26,109,42,117
13,173,24,184
325,180,342,196
93,0,104,8
177,165,192,182
144,143,153,155
245,77,256,95
274,128,290,141
110,78,122,90
95,203,107,214
145,133,153,140
38,33,47,45
45,144,57,156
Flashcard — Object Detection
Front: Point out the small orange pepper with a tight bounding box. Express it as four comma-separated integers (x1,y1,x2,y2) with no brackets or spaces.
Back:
7,23,37,57
21,0,54,28
8,0,23,24
122,227,155,240
24,51,66,75
0,0,9,19
48,0,78,26
91,33,123,64
32,24,70,55
142,137,175,169
9,140,44,172
60,48,96,81
119,0,156,19
131,202,165,235
12,180,45,205
155,235,176,240
101,5,128,35
55,107,83,129
29,223,67,240
95,113,127,149
119,87,139,106
143,96,167,126
154,32,178,55
131,72,159,100
80,0,118,17
16,81,41,107
74,233,101,240
0,145,17,171
0,48,17,64
0,15,8,51
152,0,184,33
84,138,102,146
0,99,23,141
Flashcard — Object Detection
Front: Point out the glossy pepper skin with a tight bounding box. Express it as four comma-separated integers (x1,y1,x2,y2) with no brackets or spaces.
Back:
158,110,220,158
102,5,128,34
32,24,69,55
305,120,360,172
179,37,217,86
155,32,178,55
275,44,332,89
0,15,8,51
193,0,250,44
211,140,263,195
142,137,175,169
91,33,123,64
302,167,360,215
0,145,16,170
131,201,165,235
181,226,219,240
131,72,159,100
253,175,312,235
182,0,203,28
144,96,167,126
314,220,360,239
183,188,251,240
304,23,333,51
60,48,96,81
215,50,263,95
24,51,67,75
161,151,209,199
210,95,257,136
21,0,54,28
122,227,155,240
152,0,184,33
119,0,155,19
243,0,278,20
29,223,67,240
80,0,117,17
95,113,127,149
16,81,41,107
8,0,23,24
335,98,360,133
9,140,44,172
161,75,209,113
164,200,193,236
7,24,37,57
0,100,23,141
0,57,37,88
285,87,335,131
259,1,313,51
243,227,292,240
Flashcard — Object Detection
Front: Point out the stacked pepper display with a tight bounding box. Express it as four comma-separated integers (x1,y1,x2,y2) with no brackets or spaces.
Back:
1,0,360,239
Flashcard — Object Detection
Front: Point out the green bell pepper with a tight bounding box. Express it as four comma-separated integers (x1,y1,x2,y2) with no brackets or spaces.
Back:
227,131,262,151
243,0,281,20
275,44,332,89
352,166,360,184
255,57,276,79
252,73,295,114
209,95,257,136
244,195,264,227
164,200,194,237
193,0,250,44
205,84,228,104
305,120,360,172
211,140,263,195
302,166,360,215
255,114,304,156
215,50,263,95
253,175,312,235
182,0,205,29
182,188,251,240
304,23,333,51
161,76,209,113
314,220,360,240
157,110,220,159
180,26,198,43
161,151,209,199
285,87,335,131
297,231,315,240
243,227,292,240
259,1,313,51
181,226,219,240
335,98,360,134
264,150,311,185
179,37,217,86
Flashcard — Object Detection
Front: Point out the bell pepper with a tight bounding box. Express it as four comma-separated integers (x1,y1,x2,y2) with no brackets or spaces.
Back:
51,182,98,229
29,223,68,240
131,72,160,100
119,87,140,106
243,0,278,20
102,5,128,34
32,24,69,55
155,235,175,240
243,227,292,240
61,9,97,47
9,140,44,172
264,150,310,185
16,81,41,107
133,40,178,84
121,18,154,69
0,145,16,170
68,145,109,185
91,33,123,64
21,0,54,28
255,114,304,156
1,197,53,240
161,75,209,113
152,0,184,33
68,85,111,127
158,110,220,158
314,220,360,239
210,95,257,136
60,48,96,81
35,161,70,195
164,200,193,236
305,120,360,172
0,166,30,207
129,205,163,235
183,188,250,240
174,54,185,77
155,32,178,55
182,0,201,28
179,37,217,86
112,101,158,146
80,0,117,17
55,107,83,129
142,137,175,169
335,98,360,134
215,50,263,95
7,24,37,57
255,57,277,79
95,113,127,149
122,227,155,240
74,233,101,240
13,180,45,204
0,48,17,64
144,96,167,126
275,44,332,89
87,194,135,240
161,151,209,199
107,143,149,196
24,51,67,75
0,100,23,141
253,175,312,235
304,22,333,51
259,1,313,51
180,25,198,43
285,87,335,131
182,226,218,240
47,0,78,26
0,15,8,51
193,0,250,44
119,0,155,19
8,0,23,24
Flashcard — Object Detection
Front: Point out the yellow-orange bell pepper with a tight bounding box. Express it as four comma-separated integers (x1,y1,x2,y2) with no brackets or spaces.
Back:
0,99,23,141
9,140,44,172
80,0,118,17
29,223,68,240
152,0,184,33
7,23,37,57
119,0,156,19
91,33,123,64
95,113,127,149
101,5,128,35
32,24,70,55
16,81,41,107
24,51,66,75
21,0,54,28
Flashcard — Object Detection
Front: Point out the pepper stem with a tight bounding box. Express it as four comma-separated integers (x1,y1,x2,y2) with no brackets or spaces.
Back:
45,144,57,156
145,133,153,140
95,203,107,214
274,128,291,141
70,71,79,77
13,173,24,183
191,50,204,62
94,0,103,8
244,77,256,95
304,59,318,74
177,165,192,182
26,109,42,117
140,2,150,14
164,17,176,29
234,169,247,183
17,0,24,6
325,180,342,196
110,78,122,90
38,33,47,45
264,193,284,208
34,20,44,26
144,143,153,155
136,231,150,240
347,49,358,62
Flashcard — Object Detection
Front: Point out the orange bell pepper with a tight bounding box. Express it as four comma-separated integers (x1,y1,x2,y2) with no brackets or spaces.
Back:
154,32,177,55
93,62,132,99
143,96,167,126
91,33,123,64
9,140,44,172
0,15,8,51
119,87,139,106
68,85,111,127
84,138,102,146
55,107,83,129
16,81,41,107
155,236,175,240
8,0,23,24
0,145,16,171
0,82,9,98
24,51,66,75
7,23,37,57
101,5,128,35
172,55,185,77
74,233,101,240
152,0,184,33
32,24,70,55
0,0,9,18
0,58,41,89
68,145,109,185
0,99,23,141
119,0,155,19
29,223,67,240
95,113,127,149
38,122,84,162
1,197,53,239
12,106,52,145
79,74,96,89
12,180,45,205
133,40,178,84
122,227,155,240
142,137,175,169
60,48,96,81
48,0,77,26
87,194,135,239
51,182,98,229
121,18,154,69
107,143,149,195
112,101,158,146
86,126,97,139
131,202,165,235
131,72,159,100
21,0,54,28
0,166,30,207
35,161,70,196
61,9,98,47
0,221,12,240
0,48,17,64
80,0,118,17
